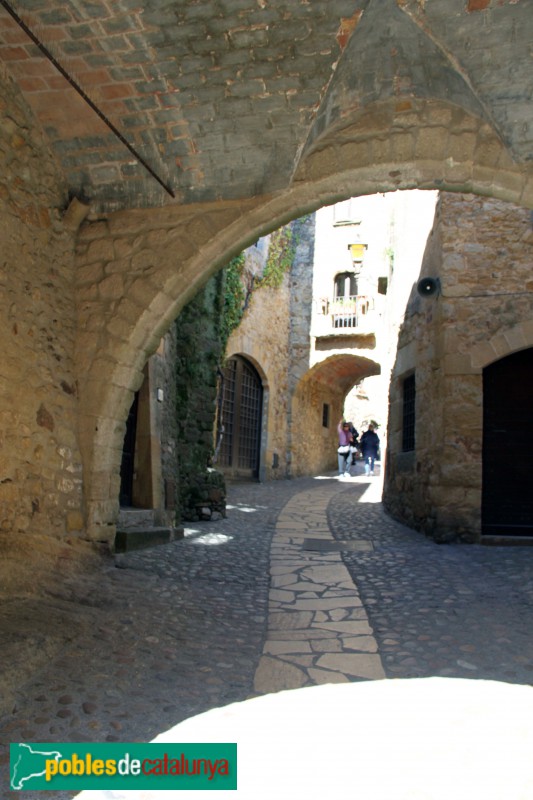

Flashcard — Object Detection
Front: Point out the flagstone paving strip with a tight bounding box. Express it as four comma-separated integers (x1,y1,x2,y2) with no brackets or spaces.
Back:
254,488,386,692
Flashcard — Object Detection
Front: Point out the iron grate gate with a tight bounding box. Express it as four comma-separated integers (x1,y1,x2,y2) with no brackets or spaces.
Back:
237,360,262,469
219,358,236,468
218,356,262,478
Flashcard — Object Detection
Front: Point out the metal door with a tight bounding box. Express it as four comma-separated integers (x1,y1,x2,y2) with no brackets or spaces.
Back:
482,347,533,536
218,356,262,479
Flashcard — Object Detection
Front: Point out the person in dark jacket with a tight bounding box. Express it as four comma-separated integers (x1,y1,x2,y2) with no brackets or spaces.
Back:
346,422,359,470
360,424,380,476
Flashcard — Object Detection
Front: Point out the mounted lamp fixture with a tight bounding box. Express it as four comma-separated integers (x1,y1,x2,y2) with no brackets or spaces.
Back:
348,242,368,263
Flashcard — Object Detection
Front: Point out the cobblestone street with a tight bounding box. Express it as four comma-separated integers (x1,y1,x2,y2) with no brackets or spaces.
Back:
328,479,533,685
2,472,533,799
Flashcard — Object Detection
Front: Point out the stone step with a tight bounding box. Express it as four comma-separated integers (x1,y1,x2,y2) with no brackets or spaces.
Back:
118,507,157,529
114,526,184,554
481,535,533,546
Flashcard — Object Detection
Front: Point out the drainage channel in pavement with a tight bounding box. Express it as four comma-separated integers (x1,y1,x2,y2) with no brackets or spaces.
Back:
302,538,374,553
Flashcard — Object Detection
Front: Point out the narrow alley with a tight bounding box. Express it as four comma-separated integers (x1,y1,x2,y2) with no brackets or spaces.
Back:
3,471,533,799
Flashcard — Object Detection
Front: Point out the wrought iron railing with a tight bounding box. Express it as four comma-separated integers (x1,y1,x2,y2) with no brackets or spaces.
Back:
316,295,372,330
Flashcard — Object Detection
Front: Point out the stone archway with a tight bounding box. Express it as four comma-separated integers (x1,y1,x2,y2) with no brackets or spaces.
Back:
2,0,533,583
75,102,533,545
469,322,533,373
289,354,381,478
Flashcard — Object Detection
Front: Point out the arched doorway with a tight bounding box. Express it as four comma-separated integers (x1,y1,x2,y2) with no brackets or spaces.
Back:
482,347,533,537
218,355,263,480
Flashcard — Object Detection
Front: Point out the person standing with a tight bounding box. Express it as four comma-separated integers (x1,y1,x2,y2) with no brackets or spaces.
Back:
360,424,380,476
337,419,353,477
347,422,359,470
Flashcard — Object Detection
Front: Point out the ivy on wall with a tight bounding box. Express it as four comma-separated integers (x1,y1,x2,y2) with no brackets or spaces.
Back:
174,272,226,517
174,222,298,517
220,252,246,350
256,225,296,289
219,224,296,350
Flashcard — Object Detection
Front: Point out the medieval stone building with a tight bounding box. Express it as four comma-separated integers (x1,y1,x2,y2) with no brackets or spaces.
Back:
0,1,532,593
219,191,439,483
217,188,533,549
384,193,533,543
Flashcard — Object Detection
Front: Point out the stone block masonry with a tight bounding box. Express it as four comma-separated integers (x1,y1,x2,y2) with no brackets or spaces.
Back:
385,192,533,543
0,64,95,593
0,0,372,209
0,0,532,597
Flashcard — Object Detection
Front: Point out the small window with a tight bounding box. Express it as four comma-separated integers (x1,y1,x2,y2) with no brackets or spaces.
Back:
322,403,330,428
378,276,388,295
333,199,361,226
402,374,416,452
334,272,357,300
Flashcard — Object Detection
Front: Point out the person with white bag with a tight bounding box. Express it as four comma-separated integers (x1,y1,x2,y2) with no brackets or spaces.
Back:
336,419,353,477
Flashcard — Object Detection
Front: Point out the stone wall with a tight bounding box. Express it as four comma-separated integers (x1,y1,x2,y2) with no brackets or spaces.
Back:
289,214,344,476
1,1,532,592
384,192,533,542
291,378,345,477
224,215,330,480
225,240,292,480
70,163,533,548
225,212,369,480
0,66,95,592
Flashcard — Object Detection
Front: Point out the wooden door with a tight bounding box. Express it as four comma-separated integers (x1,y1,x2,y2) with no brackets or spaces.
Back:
482,347,533,536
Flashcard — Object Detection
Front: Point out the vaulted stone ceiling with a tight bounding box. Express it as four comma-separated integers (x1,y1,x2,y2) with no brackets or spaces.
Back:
0,0,531,213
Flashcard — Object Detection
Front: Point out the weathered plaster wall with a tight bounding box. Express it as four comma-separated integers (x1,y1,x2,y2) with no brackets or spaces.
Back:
0,66,94,592
384,192,533,542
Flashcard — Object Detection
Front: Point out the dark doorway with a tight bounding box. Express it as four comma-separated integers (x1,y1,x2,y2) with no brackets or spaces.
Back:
218,355,263,480
482,347,533,536
119,391,139,507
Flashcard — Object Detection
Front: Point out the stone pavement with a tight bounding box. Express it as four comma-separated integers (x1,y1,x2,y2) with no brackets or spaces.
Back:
254,477,385,691
2,469,533,799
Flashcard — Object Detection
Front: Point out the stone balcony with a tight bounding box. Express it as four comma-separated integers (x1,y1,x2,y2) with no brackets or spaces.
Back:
311,295,378,340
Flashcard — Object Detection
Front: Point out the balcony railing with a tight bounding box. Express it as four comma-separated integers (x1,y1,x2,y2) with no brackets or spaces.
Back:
315,295,373,332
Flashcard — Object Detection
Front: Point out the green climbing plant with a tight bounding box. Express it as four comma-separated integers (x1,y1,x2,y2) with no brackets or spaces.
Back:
220,252,246,349
219,222,299,352
256,224,297,289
